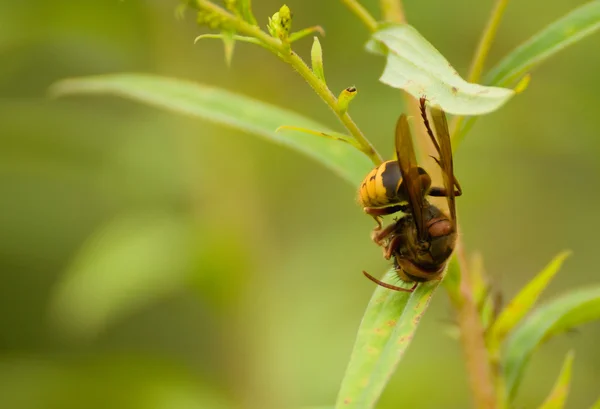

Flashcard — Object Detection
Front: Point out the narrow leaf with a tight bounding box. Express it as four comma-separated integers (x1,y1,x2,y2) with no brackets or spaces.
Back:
369,24,514,115
503,286,600,399
441,254,461,306
488,251,571,347
486,0,600,86
455,1,600,144
538,351,574,409
275,125,362,150
222,30,236,67
194,33,264,48
335,270,442,409
239,0,257,25
49,214,196,338
289,26,325,43
50,74,373,186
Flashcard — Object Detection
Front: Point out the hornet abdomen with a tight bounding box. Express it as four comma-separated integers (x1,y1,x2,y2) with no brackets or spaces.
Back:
358,161,428,210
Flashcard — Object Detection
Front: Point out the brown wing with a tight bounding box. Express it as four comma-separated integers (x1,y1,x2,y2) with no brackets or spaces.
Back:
395,114,426,240
429,105,458,222
419,97,461,195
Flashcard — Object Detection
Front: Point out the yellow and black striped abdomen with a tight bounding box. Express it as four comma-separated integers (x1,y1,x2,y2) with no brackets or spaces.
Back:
358,160,405,208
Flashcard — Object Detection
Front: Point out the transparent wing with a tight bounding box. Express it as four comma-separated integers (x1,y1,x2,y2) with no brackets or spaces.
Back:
395,114,426,240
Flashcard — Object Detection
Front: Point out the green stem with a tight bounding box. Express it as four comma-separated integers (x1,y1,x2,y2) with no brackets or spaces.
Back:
468,0,510,83
453,246,498,409
379,0,406,23
196,0,382,165
339,0,379,32
450,0,510,147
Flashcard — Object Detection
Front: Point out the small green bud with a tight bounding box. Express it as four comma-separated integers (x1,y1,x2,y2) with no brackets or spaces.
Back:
278,5,292,34
268,4,292,42
311,36,326,83
337,86,357,115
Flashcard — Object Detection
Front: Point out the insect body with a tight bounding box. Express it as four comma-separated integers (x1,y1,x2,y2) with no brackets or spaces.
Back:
358,132,455,229
362,98,462,292
389,204,455,283
358,162,430,227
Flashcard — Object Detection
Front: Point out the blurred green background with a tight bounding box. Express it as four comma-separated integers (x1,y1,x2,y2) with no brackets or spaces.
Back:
1,1,599,408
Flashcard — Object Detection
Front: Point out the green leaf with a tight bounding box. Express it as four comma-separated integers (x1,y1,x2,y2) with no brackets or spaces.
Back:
455,1,600,144
50,74,373,186
486,0,600,86
369,24,514,115
221,30,236,66
300,407,334,409
239,0,257,25
275,125,362,150
441,255,461,306
289,26,325,43
49,214,197,338
537,351,574,409
488,251,571,349
0,356,232,409
194,33,265,48
503,286,600,400
335,270,442,409
590,396,600,409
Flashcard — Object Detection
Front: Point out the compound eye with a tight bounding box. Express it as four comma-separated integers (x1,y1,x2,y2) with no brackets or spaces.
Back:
428,219,452,238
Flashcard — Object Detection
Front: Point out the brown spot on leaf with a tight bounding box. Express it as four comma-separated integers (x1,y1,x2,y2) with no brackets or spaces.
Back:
451,86,458,94
344,398,351,405
387,319,396,327
413,314,422,325
398,335,413,344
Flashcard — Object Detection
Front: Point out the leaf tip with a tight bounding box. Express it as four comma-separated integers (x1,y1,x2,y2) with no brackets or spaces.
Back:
538,350,575,409
547,249,573,274
193,35,206,44
47,80,71,99
514,74,531,94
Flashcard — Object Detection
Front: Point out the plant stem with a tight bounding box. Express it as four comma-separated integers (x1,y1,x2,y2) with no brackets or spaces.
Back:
467,0,510,84
339,0,379,32
380,0,406,23
195,0,383,165
450,0,510,147
453,245,497,409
